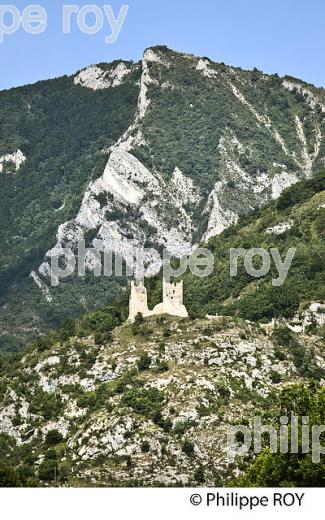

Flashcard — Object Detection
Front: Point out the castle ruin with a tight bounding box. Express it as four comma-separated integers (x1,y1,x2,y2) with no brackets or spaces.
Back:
128,279,188,321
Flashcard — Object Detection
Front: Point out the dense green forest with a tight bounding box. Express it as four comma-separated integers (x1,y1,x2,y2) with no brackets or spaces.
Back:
0,66,140,284
232,384,325,487
181,170,325,321
0,65,140,351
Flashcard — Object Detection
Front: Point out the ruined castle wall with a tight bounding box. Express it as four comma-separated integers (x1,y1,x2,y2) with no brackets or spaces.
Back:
128,281,188,321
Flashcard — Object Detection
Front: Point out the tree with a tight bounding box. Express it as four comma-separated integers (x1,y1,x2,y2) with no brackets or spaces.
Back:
0,467,24,487
232,385,325,486
182,440,195,457
45,430,64,446
137,352,151,371
38,460,57,482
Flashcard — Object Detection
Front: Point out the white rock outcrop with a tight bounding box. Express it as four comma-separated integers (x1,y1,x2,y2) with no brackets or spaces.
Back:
74,62,133,90
0,149,26,174
265,221,294,235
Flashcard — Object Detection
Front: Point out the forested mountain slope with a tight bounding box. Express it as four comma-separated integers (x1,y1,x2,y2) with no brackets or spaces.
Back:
0,46,324,351
181,171,325,322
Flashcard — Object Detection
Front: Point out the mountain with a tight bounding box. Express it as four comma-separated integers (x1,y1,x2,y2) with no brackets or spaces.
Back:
0,46,325,351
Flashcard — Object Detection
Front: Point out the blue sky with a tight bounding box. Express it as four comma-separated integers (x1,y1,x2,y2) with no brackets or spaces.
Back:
1,0,324,90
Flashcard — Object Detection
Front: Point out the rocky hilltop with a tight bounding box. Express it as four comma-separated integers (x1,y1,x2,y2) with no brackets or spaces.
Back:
0,313,324,486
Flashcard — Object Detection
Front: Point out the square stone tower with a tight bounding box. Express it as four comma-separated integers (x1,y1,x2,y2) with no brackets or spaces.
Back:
128,279,188,321
163,279,184,306
128,281,150,321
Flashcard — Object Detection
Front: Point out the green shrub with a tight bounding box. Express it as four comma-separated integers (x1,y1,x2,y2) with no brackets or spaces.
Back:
141,441,150,453
270,370,282,384
155,361,169,373
0,467,24,487
272,327,297,348
38,460,57,482
137,353,151,371
45,430,64,446
94,331,113,345
194,466,205,484
182,440,195,457
274,347,286,361
122,387,165,419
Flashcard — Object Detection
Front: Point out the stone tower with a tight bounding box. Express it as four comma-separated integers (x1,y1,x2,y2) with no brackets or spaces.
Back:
128,279,188,321
163,279,184,307
128,281,150,321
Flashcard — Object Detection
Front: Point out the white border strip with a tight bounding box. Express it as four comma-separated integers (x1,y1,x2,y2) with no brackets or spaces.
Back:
0,488,322,519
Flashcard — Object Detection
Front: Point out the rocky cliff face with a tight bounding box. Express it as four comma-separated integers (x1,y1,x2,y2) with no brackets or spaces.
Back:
0,45,324,349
